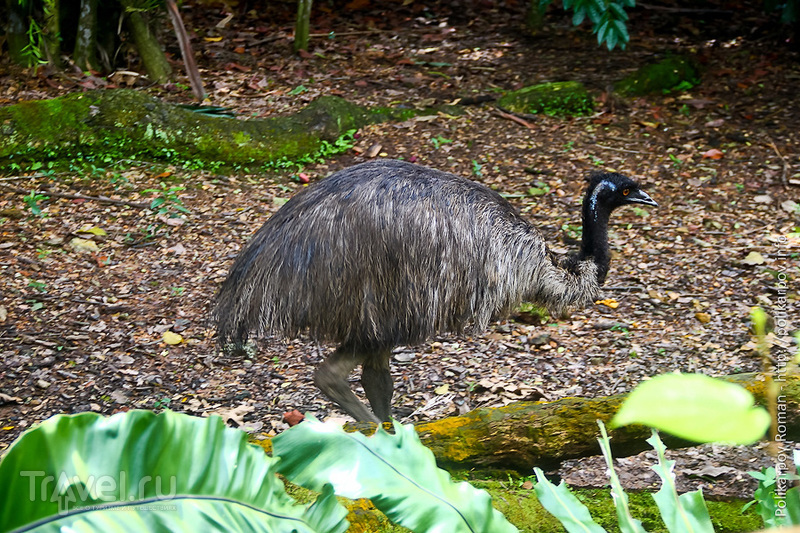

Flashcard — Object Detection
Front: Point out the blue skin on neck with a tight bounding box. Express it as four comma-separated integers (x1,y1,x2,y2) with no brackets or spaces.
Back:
588,180,616,223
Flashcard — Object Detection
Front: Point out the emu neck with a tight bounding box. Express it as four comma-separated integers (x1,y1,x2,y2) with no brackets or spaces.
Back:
578,194,612,284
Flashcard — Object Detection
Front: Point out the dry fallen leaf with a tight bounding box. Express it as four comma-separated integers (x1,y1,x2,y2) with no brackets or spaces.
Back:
68,237,100,254
163,331,183,345
596,298,619,309
77,225,107,236
742,251,765,265
283,410,305,426
702,148,724,159
695,312,712,324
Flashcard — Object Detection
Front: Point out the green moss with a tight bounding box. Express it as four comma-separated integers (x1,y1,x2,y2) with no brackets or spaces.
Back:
468,481,762,533
0,90,468,175
496,82,594,117
615,56,700,96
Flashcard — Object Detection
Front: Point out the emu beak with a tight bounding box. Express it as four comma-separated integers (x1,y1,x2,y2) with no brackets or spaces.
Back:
627,190,658,207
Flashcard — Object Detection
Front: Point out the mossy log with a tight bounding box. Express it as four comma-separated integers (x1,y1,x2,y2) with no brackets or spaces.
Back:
614,55,699,96
0,89,408,171
496,81,594,117
413,373,798,472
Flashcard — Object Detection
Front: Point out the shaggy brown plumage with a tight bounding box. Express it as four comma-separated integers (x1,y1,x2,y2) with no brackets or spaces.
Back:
214,159,656,422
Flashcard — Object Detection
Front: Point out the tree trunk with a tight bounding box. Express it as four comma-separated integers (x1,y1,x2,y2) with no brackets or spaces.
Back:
409,373,799,472
121,1,172,83
5,0,34,66
73,0,100,71
42,0,62,68
526,0,547,36
294,0,313,52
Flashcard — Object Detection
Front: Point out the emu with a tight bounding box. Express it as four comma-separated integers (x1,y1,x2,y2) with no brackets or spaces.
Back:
214,159,657,423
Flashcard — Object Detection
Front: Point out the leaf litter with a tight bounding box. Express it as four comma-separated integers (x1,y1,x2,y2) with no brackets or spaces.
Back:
0,0,798,499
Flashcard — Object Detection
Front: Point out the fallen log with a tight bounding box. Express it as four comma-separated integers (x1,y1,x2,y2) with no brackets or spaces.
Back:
412,373,798,472
0,89,420,171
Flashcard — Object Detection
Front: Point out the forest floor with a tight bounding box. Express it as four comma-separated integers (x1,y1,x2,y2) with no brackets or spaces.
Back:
1,0,798,501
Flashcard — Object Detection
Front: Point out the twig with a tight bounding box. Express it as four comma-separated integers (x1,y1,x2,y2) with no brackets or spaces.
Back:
637,2,732,13
0,175,51,181
0,183,150,209
309,29,388,38
765,136,790,189
165,0,205,100
494,108,536,129
594,144,645,155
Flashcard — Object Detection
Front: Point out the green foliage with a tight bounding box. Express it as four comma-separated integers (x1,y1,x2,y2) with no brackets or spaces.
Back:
471,159,483,177
533,468,607,532
141,182,190,216
537,0,634,49
273,416,518,533
0,410,349,532
746,458,800,528
646,432,714,533
615,57,700,96
263,129,357,172
535,424,716,533
596,423,646,533
497,82,594,117
611,373,770,444
1,410,518,532
430,135,453,149
764,0,800,23
528,181,551,196
22,189,49,217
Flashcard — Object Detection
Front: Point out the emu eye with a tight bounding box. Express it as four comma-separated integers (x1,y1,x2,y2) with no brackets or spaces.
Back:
622,188,630,196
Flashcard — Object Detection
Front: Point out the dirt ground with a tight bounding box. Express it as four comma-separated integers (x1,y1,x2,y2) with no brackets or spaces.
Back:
1,0,798,499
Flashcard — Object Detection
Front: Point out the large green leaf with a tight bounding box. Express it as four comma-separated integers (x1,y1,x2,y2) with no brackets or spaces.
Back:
532,468,607,533
647,432,714,533
611,373,770,444
273,416,518,533
0,410,348,533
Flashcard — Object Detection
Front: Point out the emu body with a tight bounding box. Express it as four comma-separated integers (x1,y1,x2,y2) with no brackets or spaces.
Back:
214,159,656,422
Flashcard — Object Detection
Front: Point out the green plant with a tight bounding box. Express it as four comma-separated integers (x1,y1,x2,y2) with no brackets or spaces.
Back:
273,416,517,532
263,130,357,172
745,460,800,528
668,153,682,168
561,222,582,239
535,0,634,49
170,286,186,297
0,410,516,532
290,84,309,95
27,280,47,292
534,423,717,533
22,190,49,217
152,396,171,409
0,410,346,532
430,135,453,150
141,182,190,216
471,159,483,177
612,373,770,444
528,181,551,196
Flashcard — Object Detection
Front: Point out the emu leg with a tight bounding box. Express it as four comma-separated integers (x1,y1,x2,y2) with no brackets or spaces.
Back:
361,349,393,422
314,345,380,423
